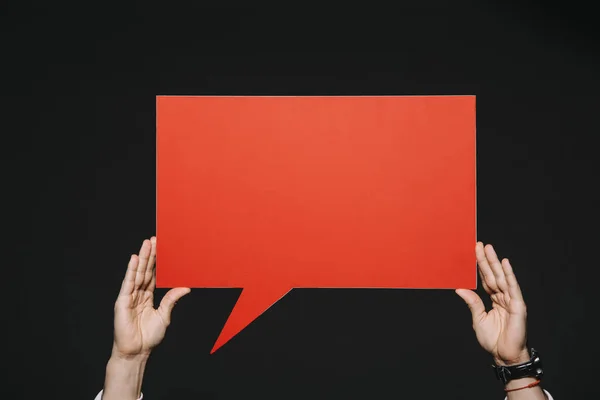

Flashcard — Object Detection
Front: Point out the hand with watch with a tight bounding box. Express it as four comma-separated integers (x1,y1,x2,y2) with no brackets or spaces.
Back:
456,242,549,399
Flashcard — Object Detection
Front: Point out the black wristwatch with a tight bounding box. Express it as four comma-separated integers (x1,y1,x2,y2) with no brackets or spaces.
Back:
492,348,544,384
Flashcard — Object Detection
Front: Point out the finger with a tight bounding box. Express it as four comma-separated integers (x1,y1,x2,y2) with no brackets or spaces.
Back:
501,258,524,302
148,267,156,293
455,289,487,325
475,242,492,293
142,236,157,291
134,239,151,289
147,237,157,292
477,261,492,294
476,242,493,294
158,288,191,325
476,242,498,293
484,244,509,294
119,254,138,296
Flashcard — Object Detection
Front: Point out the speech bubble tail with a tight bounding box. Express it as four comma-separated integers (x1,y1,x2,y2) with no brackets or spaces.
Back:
210,286,292,354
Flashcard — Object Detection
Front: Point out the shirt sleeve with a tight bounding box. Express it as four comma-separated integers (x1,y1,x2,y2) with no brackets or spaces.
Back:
94,389,143,400
503,389,553,399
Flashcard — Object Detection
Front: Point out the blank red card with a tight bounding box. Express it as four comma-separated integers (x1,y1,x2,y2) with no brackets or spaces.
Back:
156,95,476,352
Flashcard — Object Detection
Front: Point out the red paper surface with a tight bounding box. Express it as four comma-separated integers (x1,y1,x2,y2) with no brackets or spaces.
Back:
156,95,476,352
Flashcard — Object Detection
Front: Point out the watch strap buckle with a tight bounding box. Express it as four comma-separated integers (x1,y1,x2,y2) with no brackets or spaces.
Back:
493,365,511,383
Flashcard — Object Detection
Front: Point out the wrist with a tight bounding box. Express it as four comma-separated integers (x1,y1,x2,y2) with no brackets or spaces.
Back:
494,348,530,367
107,353,149,369
103,348,149,400
503,376,540,391
111,343,151,363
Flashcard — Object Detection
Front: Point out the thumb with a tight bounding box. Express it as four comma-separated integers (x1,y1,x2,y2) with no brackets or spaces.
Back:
158,287,191,325
455,289,486,325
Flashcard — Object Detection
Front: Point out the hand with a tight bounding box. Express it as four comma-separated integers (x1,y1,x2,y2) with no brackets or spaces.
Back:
456,242,529,366
112,237,191,359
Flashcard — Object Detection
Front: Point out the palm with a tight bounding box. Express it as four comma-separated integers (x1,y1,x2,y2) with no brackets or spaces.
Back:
113,237,190,357
114,291,166,355
457,243,528,365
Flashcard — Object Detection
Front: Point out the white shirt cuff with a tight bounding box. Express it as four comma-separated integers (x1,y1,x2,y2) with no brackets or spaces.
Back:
504,389,553,399
95,389,143,400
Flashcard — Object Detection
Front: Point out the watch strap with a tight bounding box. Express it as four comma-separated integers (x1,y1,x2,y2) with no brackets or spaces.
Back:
492,348,544,384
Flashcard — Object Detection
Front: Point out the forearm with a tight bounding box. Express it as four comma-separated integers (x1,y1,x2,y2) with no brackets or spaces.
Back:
101,350,148,400
505,377,547,400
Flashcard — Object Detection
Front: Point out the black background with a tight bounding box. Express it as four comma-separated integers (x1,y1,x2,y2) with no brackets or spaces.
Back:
6,2,599,399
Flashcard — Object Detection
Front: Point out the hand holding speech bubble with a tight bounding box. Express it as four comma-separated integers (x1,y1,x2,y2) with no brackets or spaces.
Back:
156,95,476,353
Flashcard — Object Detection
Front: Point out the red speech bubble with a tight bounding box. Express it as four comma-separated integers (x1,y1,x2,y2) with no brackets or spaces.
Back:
156,96,476,353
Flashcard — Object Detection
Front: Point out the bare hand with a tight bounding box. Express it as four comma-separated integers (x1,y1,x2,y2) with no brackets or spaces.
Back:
456,242,529,366
112,237,190,358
